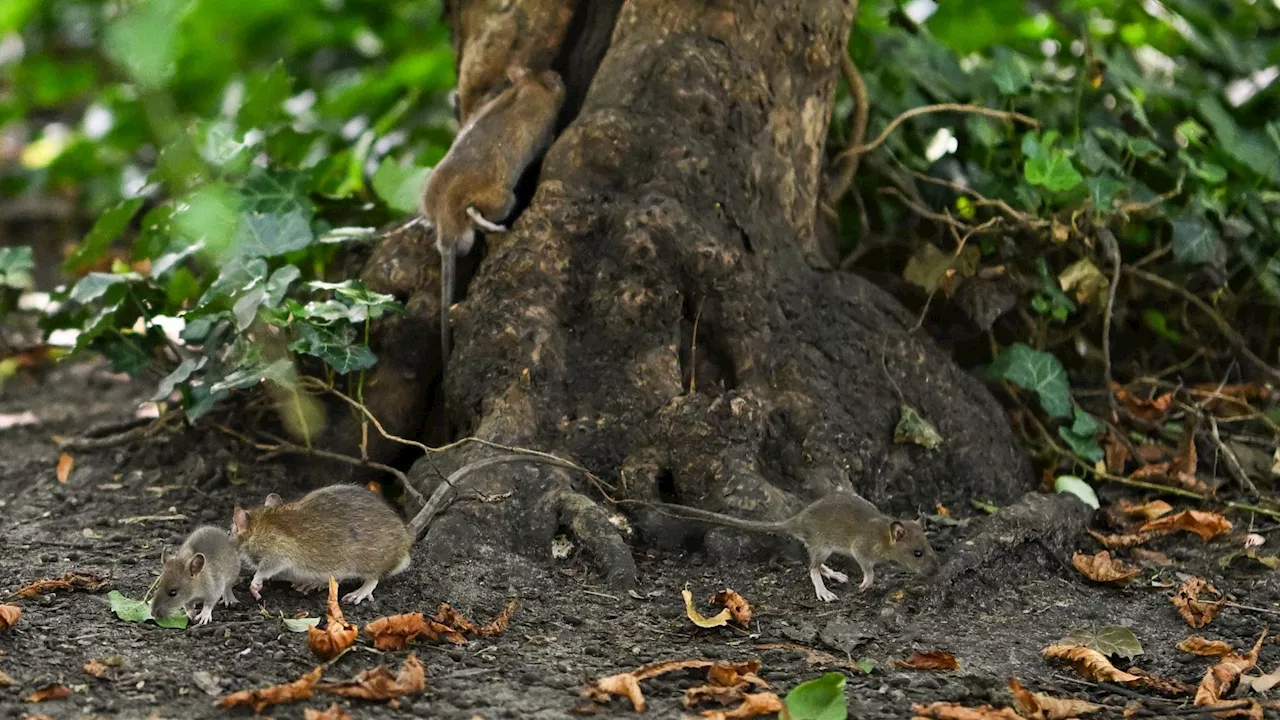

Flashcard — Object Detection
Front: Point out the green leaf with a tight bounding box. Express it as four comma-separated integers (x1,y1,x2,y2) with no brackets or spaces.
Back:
288,322,377,374
372,158,431,215
239,62,293,130
1143,309,1182,344
1059,408,1105,463
1086,176,1126,210
1053,475,1100,510
70,272,141,304
265,266,301,308
785,672,847,720
307,280,402,320
1064,626,1143,660
894,404,942,450
107,590,188,629
231,210,314,259
209,358,297,393
282,617,321,633
991,50,1031,95
0,246,34,290
103,0,187,88
64,199,145,274
1025,150,1083,192
153,358,201,400
989,343,1072,418
232,283,267,330
1171,215,1226,267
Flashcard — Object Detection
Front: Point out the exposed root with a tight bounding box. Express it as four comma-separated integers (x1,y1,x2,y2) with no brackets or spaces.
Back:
548,489,637,588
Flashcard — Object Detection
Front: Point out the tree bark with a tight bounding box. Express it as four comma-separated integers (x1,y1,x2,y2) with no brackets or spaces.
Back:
357,0,1033,588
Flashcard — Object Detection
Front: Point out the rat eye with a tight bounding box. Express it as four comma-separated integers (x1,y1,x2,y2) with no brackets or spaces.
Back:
167,588,178,597
913,550,923,558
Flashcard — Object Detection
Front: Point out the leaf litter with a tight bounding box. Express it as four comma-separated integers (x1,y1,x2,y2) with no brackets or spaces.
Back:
307,577,357,661
1173,577,1226,628
1007,677,1101,719
1178,636,1234,657
315,653,426,700
682,587,752,629
0,604,20,630
894,650,960,670
364,599,517,650
1071,550,1141,585
8,570,108,599
1196,630,1266,706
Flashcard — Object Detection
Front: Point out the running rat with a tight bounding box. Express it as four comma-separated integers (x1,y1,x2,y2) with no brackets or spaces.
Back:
150,525,241,626
420,64,565,365
232,454,593,604
644,493,939,602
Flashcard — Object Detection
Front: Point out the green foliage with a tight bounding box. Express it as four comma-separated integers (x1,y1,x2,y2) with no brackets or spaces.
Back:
107,590,188,629
1053,474,1100,510
785,672,847,720
989,343,1071,418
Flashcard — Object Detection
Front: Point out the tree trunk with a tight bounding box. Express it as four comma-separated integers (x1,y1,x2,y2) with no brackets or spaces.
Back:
357,0,1033,588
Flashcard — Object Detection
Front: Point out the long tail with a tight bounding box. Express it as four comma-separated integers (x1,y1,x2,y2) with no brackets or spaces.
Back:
407,453,591,541
644,502,790,535
440,243,455,366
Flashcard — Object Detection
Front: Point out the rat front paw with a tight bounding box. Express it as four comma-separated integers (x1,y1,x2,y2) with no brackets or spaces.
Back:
815,588,839,603
195,608,213,625
249,580,263,600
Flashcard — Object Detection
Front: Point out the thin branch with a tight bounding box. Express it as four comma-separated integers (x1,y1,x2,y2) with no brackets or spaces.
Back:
878,187,1004,234
57,411,181,451
837,104,1039,161
825,48,870,205
1208,415,1259,498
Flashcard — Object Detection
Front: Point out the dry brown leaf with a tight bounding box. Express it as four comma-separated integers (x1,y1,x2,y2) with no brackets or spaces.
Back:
1126,667,1196,696
364,601,517,650
25,684,72,703
307,577,357,661
1072,550,1142,585
1250,664,1280,694
434,600,516,637
1179,637,1234,657
1042,644,1140,683
936,503,952,517
710,589,752,627
8,570,108,599
1116,499,1173,521
0,604,20,630
1130,548,1173,567
585,672,647,712
1196,631,1267,706
1008,677,1102,720
1134,443,1167,463
316,654,425,701
700,691,782,720
1193,383,1273,417
82,660,108,678
56,453,73,484
683,588,732,628
1113,384,1174,422
1086,527,1158,549
754,641,878,674
912,701,1024,719
633,658,714,680
304,705,353,720
685,684,746,708
1103,432,1130,474
0,669,15,686
216,666,325,713
895,650,960,671
1141,510,1232,541
706,659,768,690
1173,577,1226,629
367,613,436,650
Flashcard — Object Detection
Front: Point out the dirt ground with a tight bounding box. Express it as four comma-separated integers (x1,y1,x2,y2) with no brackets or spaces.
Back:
1,358,1277,720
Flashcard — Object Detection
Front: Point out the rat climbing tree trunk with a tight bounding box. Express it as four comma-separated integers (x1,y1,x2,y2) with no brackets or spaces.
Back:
355,0,1033,588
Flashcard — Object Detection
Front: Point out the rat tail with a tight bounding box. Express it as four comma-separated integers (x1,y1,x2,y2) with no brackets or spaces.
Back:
645,502,790,535
440,242,455,366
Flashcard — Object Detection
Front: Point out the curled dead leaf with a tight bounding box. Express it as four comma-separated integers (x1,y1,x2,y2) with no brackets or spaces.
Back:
1250,665,1280,694
1173,577,1225,629
1042,644,1139,683
710,589,752,627
683,588,732,628
25,684,72,703
1141,510,1232,541
216,666,325,713
912,701,1024,719
304,704,353,720
364,601,517,650
706,659,768,690
82,660,108,678
307,577,357,661
1103,432,1130,474
316,654,425,701
894,650,960,671
56,452,73,484
1178,637,1234,657
685,684,746,708
1196,631,1267,706
0,604,20,630
1008,677,1102,720
1130,548,1173,567
583,659,715,712
8,570,108,599
1072,550,1141,585
1087,527,1159,550
1116,499,1173,521
1126,667,1195,696
700,691,782,720
1113,385,1174,422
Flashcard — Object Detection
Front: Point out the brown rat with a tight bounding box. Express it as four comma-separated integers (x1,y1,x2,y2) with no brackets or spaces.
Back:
644,493,939,602
420,64,565,365
150,525,241,625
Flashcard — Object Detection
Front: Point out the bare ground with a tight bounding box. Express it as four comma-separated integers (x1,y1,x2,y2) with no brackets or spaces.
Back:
1,359,1277,719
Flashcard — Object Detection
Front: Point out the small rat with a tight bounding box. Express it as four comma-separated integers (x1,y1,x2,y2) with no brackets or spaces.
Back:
644,493,939,602
420,64,566,366
150,525,241,626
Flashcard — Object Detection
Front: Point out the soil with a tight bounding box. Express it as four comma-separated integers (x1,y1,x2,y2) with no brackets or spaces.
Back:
1,359,1277,720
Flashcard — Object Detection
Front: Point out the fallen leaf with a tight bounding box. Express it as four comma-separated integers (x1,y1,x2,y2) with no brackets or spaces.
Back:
433,599,516,637
316,654,425,701
1179,637,1234,657
83,660,108,678
700,692,783,720
710,589,752,627
683,588,732,628
1113,384,1175,422
1086,527,1159,549
1141,510,1232,541
1130,548,1173,567
685,684,746,708
307,577,357,661
0,669,15,686
583,659,715,712
1196,631,1267,705
706,659,768,690
754,642,876,674
56,453,73,484
1192,383,1273,417
216,666,325,713
1250,664,1280,694
894,650,960,670
25,684,72,703
283,616,321,632
895,404,943,449
1009,677,1102,720
364,601,517,650
1063,626,1144,660
8,570,108,599
633,659,714,681
1126,667,1195,695
367,613,441,649
1173,577,1226,628
107,589,187,628
0,604,20,630
1103,432,1130,474
1058,257,1107,303
304,705,353,720
1116,499,1173,521
1042,644,1140,683
1072,551,1141,585
912,701,1024,719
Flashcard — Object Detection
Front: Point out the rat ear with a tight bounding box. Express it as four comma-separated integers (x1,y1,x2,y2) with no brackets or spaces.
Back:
264,493,283,508
233,506,249,533
188,553,205,576
889,521,907,543
506,64,529,84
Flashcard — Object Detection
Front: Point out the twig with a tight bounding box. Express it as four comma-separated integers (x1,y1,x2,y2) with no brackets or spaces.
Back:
1123,266,1280,387
688,297,704,395
878,187,996,233
1116,174,1184,217
118,514,188,524
891,159,1048,230
1099,228,1123,424
1208,415,1259,498
837,103,1038,160
1224,601,1280,617
57,411,180,451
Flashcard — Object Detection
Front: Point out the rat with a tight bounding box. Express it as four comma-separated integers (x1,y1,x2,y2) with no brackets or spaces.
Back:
420,64,566,366
150,525,241,626
643,493,940,602
232,454,593,604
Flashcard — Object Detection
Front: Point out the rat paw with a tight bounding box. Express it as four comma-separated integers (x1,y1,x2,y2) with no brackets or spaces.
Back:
195,608,213,625
815,588,839,603
341,590,373,605
820,565,848,584
291,582,322,594
858,578,873,592
249,580,263,600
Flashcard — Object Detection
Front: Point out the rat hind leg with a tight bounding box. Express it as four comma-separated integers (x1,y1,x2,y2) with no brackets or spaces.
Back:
221,582,239,606
819,565,848,584
467,186,517,232
342,578,379,605
806,547,839,602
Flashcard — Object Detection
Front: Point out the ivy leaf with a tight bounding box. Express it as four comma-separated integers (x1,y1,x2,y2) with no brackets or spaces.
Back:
989,343,1072,418
69,272,140,304
1171,215,1226,267
241,168,315,219
107,590,188,629
1025,150,1083,192
232,283,267,330
238,62,293,130
307,280,402,320
153,357,201,401
0,246,34,290
103,0,187,88
232,210,314,259
288,322,377,374
784,672,847,720
991,50,1030,95
894,404,942,450
1058,407,1105,462
372,157,431,215
200,258,268,307
63,198,145,274
209,358,297,393
265,265,301,308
